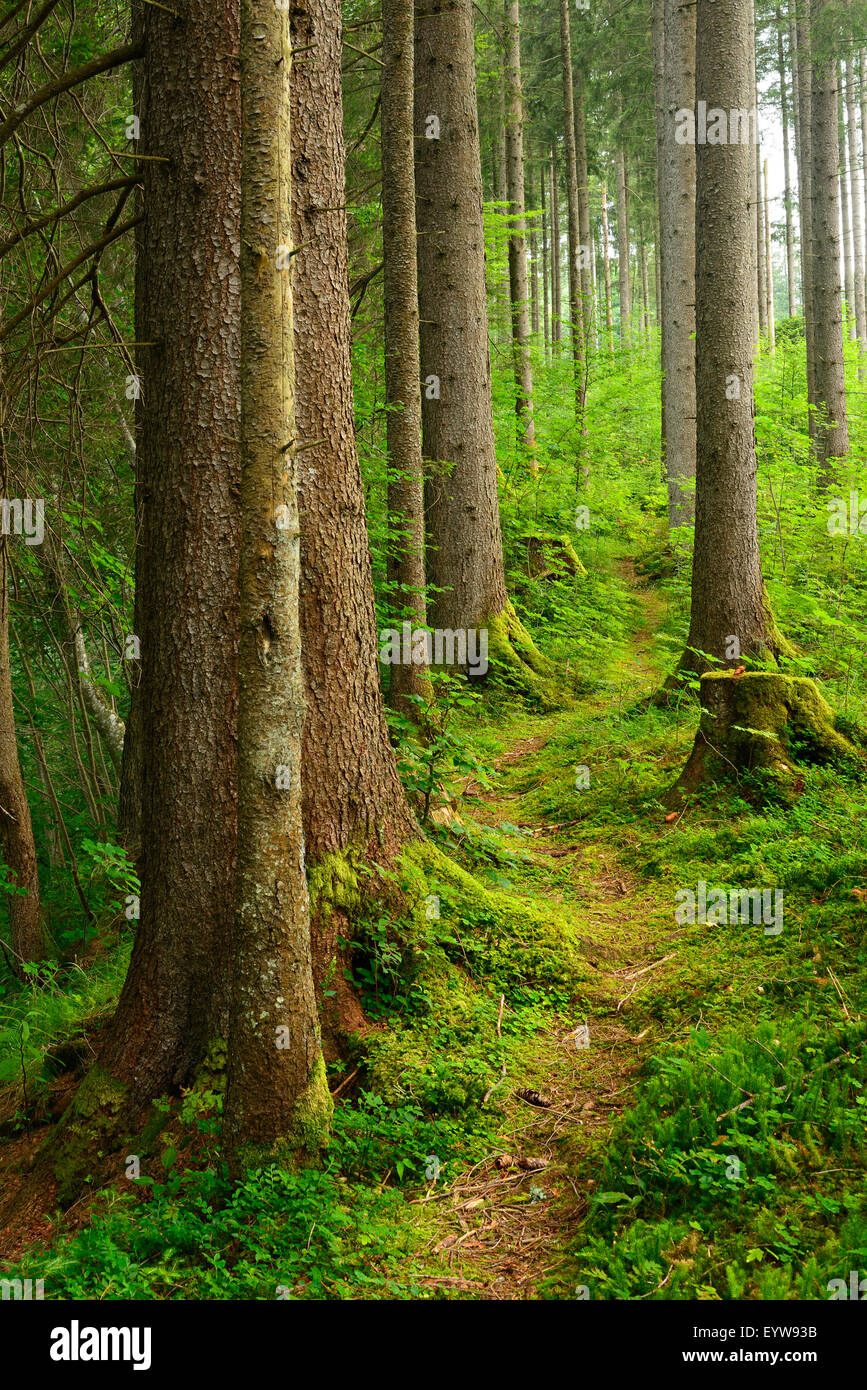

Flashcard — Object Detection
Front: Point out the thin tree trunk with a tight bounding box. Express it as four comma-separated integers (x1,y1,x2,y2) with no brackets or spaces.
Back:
601,179,614,352
540,161,550,360
838,76,856,340
0,377,45,965
749,6,760,345
653,0,666,455
558,0,583,417
550,150,562,350
810,0,849,466
382,0,429,719
777,7,798,318
528,165,540,336
756,136,768,337
764,158,776,352
574,67,593,353
615,139,631,347
223,0,330,1176
503,0,537,464
795,0,817,429
845,51,867,358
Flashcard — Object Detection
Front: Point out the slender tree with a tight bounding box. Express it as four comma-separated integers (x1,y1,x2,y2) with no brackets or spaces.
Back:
503,0,537,464
223,0,330,1175
776,7,798,318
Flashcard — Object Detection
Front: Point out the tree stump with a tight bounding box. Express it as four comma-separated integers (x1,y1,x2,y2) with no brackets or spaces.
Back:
668,671,862,804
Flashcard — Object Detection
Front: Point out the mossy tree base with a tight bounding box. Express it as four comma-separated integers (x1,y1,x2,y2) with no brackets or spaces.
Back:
666,671,862,806
486,601,569,710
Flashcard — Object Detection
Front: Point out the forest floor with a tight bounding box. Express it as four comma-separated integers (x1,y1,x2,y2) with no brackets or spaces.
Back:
410,558,681,1298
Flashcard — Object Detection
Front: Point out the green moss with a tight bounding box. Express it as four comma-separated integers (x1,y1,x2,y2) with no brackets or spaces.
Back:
308,850,362,921
230,1053,333,1174
486,601,564,710
50,1065,129,1206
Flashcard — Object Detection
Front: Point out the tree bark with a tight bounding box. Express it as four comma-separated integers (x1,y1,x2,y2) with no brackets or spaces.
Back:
684,0,771,673
662,0,696,527
223,0,330,1175
764,158,776,352
415,0,510,634
776,7,798,318
502,0,537,464
838,76,855,340
601,180,614,352
92,0,242,1112
558,0,583,418
845,51,867,358
540,160,550,359
382,0,429,720
550,150,562,349
810,0,849,465
291,0,420,1044
615,138,631,347
795,0,817,430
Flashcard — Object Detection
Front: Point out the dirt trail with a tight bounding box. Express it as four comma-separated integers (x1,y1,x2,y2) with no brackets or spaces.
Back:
417,561,678,1299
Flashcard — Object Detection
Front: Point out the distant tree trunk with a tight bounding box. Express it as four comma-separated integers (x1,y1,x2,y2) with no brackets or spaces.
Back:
860,49,867,287
601,180,614,352
91,0,242,1118
528,164,540,335
494,78,511,344
550,150,562,349
0,381,44,965
615,139,631,346
574,68,593,351
291,0,420,1047
652,0,666,453
415,0,509,635
776,7,798,317
503,0,537,464
382,0,429,720
662,0,696,527
845,52,867,359
558,0,583,417
764,159,776,352
749,7,760,345
766,160,778,353
756,134,768,337
684,0,771,674
838,77,856,340
640,232,650,337
810,0,849,466
223,0,330,1176
540,162,550,359
795,0,817,430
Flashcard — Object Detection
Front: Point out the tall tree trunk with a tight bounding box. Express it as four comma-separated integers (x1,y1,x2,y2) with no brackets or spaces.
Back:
494,78,511,344
415,0,509,630
653,0,666,453
845,52,867,359
223,0,330,1175
662,0,696,527
838,77,855,340
558,0,583,417
528,165,540,336
574,68,593,352
756,133,768,337
382,0,429,720
0,378,44,965
795,0,817,430
503,0,537,464
810,0,849,465
764,158,776,352
640,231,650,338
601,179,614,352
615,139,631,347
291,0,420,1046
685,0,770,673
550,150,562,349
749,5,760,345
540,161,550,359
860,49,867,292
89,0,242,1118
777,7,798,318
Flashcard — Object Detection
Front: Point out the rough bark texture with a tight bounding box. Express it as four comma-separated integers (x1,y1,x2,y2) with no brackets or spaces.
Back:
290,0,419,1042
810,0,849,465
382,0,429,719
223,0,330,1176
415,0,509,633
503,0,537,462
685,0,770,673
93,0,242,1110
662,0,696,527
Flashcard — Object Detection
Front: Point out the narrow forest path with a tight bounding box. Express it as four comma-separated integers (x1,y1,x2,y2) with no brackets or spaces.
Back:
412,556,683,1299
